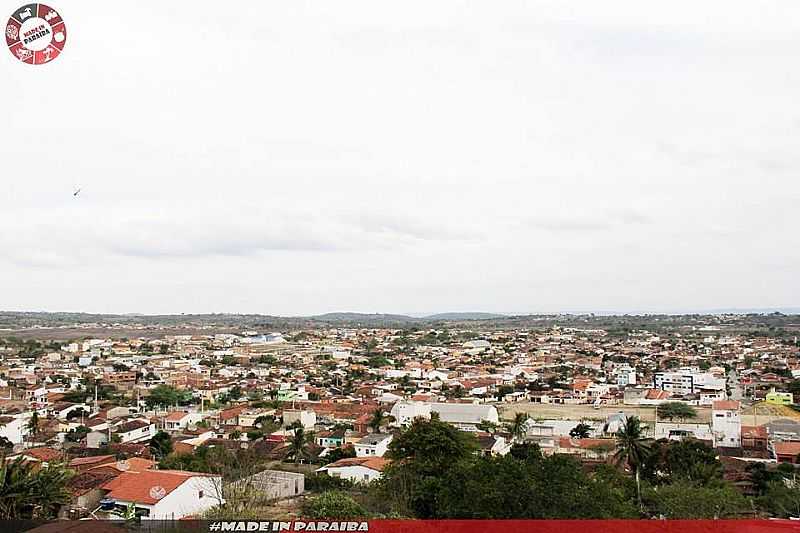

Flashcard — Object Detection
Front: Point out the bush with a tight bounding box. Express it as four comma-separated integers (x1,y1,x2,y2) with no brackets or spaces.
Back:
303,491,368,519
305,473,355,492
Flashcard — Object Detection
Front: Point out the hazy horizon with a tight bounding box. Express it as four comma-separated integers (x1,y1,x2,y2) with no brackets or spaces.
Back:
3,306,800,318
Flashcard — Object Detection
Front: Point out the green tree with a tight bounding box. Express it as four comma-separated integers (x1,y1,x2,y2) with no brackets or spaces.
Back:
642,439,722,486
613,416,652,510
324,446,357,464
368,408,393,433
145,385,189,408
509,442,542,462
228,385,243,401
65,426,90,443
643,480,748,518
656,402,697,422
569,423,592,439
759,479,800,518
287,423,312,464
0,458,72,519
27,411,39,440
381,416,478,517
149,430,173,460
506,412,529,442
435,454,637,519
303,491,367,519
476,420,499,433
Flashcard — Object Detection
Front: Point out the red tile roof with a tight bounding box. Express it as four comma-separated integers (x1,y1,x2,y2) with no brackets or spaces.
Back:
741,425,767,439
69,454,115,467
774,441,800,458
713,400,740,411
102,469,214,505
20,447,61,462
90,457,156,474
323,456,390,472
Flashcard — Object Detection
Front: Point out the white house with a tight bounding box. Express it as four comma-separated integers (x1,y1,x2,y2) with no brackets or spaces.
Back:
430,402,499,431
654,371,725,395
0,413,30,445
283,409,316,430
102,469,223,519
389,401,431,427
389,401,499,431
164,411,204,432
316,457,390,484
354,433,393,457
712,400,741,448
114,419,157,444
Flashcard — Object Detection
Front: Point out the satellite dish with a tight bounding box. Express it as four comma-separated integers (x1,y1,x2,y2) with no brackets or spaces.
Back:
149,486,167,500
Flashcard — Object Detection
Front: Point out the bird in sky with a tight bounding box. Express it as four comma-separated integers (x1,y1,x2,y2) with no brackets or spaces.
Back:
73,188,81,197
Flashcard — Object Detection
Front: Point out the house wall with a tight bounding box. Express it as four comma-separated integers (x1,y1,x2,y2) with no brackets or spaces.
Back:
119,423,156,443
327,465,382,484
116,476,222,520
712,408,741,448
390,402,431,426
355,438,390,457
0,416,27,445
87,430,108,449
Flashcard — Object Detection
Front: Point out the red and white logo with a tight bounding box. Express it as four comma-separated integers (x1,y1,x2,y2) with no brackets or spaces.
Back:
6,3,66,65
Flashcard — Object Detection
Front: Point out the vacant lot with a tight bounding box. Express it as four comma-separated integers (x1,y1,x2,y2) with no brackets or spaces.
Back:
498,401,800,426
497,402,696,423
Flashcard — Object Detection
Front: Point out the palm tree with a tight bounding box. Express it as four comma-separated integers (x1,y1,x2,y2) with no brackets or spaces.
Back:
0,457,71,519
368,408,393,433
286,422,312,464
613,416,652,510
507,412,529,442
29,462,72,518
569,423,592,439
27,412,39,443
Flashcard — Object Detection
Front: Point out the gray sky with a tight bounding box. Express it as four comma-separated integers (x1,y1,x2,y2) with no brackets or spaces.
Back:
2,1,800,316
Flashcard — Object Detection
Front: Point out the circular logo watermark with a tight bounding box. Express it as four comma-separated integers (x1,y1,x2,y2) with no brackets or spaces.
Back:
6,4,66,65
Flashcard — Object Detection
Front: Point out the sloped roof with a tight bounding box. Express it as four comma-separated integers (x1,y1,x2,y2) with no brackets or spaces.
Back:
102,469,215,505
322,456,391,472
713,400,740,411
774,441,800,457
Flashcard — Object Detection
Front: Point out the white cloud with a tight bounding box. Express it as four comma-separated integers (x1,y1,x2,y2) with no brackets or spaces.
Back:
1,0,798,314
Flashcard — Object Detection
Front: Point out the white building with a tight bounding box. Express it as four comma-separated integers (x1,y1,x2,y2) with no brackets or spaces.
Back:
283,409,316,429
115,419,157,444
654,422,713,442
430,402,499,430
389,401,499,431
614,366,637,386
164,411,204,431
712,400,741,448
654,370,725,395
354,433,393,457
390,401,432,427
316,457,389,484
0,413,29,445
102,470,223,519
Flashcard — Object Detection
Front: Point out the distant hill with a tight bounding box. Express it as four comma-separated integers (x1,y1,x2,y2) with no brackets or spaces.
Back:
425,312,507,321
310,312,420,324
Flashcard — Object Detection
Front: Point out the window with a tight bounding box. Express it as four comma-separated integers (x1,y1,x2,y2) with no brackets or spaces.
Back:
199,490,204,499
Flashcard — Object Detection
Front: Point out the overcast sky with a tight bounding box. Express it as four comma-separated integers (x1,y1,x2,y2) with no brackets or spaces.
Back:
2,1,800,316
